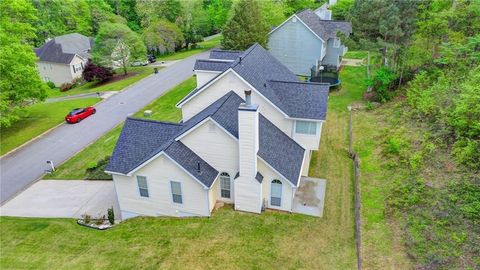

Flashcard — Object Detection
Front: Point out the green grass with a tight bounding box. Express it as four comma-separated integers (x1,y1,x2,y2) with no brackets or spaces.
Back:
0,207,352,269
156,35,221,61
344,50,369,59
0,98,101,156
46,77,196,180
47,67,153,98
2,65,393,269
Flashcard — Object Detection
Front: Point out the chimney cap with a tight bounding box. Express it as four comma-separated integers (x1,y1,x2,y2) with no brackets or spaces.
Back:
244,90,252,96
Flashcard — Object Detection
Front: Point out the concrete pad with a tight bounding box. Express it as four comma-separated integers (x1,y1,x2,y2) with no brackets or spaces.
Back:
0,180,120,219
292,177,326,217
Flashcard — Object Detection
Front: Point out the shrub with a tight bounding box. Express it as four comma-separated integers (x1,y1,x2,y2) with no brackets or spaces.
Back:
452,139,480,170
60,83,73,92
82,60,114,82
366,67,396,103
107,207,115,225
85,156,112,180
385,136,406,155
46,81,56,89
82,213,91,224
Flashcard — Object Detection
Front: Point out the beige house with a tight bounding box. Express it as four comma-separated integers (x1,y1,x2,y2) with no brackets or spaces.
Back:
35,33,93,86
106,44,329,219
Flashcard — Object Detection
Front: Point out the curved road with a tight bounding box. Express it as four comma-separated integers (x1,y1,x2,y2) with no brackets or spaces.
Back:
0,51,209,204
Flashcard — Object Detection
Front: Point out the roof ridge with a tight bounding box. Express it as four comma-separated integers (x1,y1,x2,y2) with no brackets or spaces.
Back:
210,91,237,116
268,79,330,86
197,59,231,63
211,48,242,53
126,117,182,126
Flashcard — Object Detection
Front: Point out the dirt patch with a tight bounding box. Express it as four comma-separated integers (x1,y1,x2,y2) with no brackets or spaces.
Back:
295,180,320,207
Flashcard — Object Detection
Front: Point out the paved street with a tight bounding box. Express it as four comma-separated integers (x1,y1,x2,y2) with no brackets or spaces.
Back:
0,51,209,204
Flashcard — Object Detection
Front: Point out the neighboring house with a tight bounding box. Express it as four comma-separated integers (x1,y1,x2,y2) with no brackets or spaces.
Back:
106,44,330,219
267,9,352,76
35,33,93,86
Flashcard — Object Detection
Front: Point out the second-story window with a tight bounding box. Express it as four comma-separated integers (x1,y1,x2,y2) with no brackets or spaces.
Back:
295,120,317,135
333,38,340,48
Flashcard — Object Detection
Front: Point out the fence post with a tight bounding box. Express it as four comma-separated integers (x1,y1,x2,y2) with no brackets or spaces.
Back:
367,51,372,93
348,106,362,270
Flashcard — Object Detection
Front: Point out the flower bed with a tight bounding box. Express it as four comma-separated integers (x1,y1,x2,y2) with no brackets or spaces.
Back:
77,219,114,230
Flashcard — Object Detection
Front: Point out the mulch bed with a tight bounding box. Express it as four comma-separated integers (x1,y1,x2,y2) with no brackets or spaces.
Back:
94,71,140,87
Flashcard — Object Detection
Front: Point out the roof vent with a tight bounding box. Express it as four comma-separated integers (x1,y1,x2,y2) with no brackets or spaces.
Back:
244,90,252,105
239,56,242,64
264,82,267,88
196,162,201,173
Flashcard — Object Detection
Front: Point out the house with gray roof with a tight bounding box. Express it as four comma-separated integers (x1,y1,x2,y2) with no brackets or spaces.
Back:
35,33,93,86
267,8,352,76
106,44,329,218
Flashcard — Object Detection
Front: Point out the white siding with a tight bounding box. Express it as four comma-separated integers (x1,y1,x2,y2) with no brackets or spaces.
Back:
259,159,294,212
292,121,322,150
235,106,262,213
195,70,220,88
113,154,210,218
180,119,238,204
301,150,311,176
36,55,86,86
181,71,293,135
208,177,221,212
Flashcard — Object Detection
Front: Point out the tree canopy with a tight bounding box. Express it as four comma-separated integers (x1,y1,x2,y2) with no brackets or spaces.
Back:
0,0,47,127
93,22,146,75
221,0,269,50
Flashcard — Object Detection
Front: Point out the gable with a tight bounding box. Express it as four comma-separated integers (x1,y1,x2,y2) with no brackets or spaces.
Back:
269,15,325,43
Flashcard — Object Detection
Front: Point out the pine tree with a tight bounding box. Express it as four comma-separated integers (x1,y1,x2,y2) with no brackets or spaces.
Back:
221,0,268,50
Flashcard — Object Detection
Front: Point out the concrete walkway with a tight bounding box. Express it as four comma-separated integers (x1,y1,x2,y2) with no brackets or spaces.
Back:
292,177,327,217
341,58,365,67
0,51,209,204
0,180,119,219
46,91,115,103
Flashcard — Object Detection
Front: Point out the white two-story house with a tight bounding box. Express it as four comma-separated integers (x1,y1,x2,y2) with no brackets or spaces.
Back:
35,33,92,86
267,9,352,76
106,44,329,219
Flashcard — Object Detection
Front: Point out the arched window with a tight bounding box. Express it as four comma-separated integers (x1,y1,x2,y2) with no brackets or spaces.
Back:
220,172,231,199
271,179,282,207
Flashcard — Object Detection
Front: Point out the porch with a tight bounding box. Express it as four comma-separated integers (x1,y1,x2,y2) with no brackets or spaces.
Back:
292,177,326,217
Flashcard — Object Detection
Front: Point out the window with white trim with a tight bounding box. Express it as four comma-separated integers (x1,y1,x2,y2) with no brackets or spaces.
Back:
333,38,340,48
295,120,317,135
220,172,231,198
137,176,149,197
270,179,282,207
72,63,82,73
170,181,183,204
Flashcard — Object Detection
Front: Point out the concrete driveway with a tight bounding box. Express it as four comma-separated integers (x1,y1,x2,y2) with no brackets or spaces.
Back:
0,180,120,219
292,177,327,217
0,50,210,204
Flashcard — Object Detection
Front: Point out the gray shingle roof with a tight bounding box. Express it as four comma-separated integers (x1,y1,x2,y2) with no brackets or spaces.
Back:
209,49,242,60
108,91,305,186
179,44,330,120
296,9,352,40
35,33,92,64
194,59,230,72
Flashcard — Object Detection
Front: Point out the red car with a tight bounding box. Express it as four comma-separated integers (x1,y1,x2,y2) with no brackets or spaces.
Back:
65,107,96,123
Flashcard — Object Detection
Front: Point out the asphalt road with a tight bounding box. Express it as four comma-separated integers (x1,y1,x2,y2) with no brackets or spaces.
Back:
0,51,209,204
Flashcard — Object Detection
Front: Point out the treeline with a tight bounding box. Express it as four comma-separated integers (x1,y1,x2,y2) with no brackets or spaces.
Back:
342,0,479,268
345,0,480,171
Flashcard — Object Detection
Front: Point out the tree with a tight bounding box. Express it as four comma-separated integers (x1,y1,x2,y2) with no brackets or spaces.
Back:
106,0,142,31
86,0,127,35
93,22,146,75
221,0,269,50
205,0,233,32
136,0,183,27
31,0,92,45
82,60,114,82
179,0,211,49
261,0,288,28
0,0,47,127
143,19,184,54
330,0,354,20
284,0,318,16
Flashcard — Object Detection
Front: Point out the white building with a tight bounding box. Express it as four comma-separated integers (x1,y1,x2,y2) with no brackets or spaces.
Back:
35,33,92,86
106,44,329,219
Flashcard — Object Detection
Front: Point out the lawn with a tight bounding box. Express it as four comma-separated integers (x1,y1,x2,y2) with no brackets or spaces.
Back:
156,35,221,61
45,77,196,180
2,64,394,269
47,66,154,98
344,50,368,59
0,98,100,156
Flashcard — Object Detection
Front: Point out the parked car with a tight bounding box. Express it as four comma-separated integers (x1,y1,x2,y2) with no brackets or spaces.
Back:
65,107,96,123
148,54,156,63
131,60,149,66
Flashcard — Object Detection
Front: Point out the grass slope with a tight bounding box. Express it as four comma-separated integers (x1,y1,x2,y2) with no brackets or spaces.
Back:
46,77,196,179
0,98,100,156
47,67,153,98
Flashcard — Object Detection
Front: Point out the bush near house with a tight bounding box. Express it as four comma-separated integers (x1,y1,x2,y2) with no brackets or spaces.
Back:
85,156,112,180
